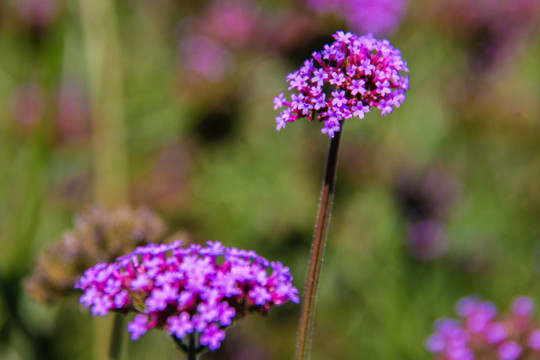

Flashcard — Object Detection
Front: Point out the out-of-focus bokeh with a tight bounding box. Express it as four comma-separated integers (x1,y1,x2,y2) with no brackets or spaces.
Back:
1,0,540,359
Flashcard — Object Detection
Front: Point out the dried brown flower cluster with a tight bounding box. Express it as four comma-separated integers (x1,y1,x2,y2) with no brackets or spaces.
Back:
24,204,167,303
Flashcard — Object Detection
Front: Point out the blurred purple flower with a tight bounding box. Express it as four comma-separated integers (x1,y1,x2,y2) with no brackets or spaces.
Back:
528,330,540,350
55,80,91,145
395,167,461,221
513,296,535,317
202,326,271,360
426,296,540,360
394,167,461,261
307,0,407,36
177,0,261,84
499,342,522,360
179,35,236,82
75,240,299,352
274,31,409,137
456,296,479,318
485,323,507,344
465,300,496,333
406,219,447,261
17,0,59,29
202,0,260,48
425,333,446,353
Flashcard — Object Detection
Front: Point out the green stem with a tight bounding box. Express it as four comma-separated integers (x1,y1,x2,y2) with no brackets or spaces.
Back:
187,333,198,360
172,333,203,360
295,122,345,360
79,0,128,205
78,0,128,359
108,313,125,360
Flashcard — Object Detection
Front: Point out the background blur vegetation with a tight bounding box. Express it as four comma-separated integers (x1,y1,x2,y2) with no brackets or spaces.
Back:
1,0,540,359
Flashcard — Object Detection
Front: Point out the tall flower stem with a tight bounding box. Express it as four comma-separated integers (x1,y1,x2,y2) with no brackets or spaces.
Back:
173,333,203,360
79,0,128,205
108,314,125,360
78,0,128,358
187,333,199,360
296,122,345,360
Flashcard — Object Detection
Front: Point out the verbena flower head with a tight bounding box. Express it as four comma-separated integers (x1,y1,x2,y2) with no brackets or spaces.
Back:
426,296,540,360
274,31,409,138
24,204,166,303
75,240,299,351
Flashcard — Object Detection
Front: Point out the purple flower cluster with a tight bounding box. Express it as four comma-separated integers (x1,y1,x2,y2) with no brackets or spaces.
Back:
426,296,540,360
274,31,409,138
75,240,299,351
307,0,407,36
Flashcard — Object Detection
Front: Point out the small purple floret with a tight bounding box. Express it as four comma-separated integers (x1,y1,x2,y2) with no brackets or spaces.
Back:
425,334,446,353
128,315,149,340
512,296,534,317
486,323,507,344
529,330,540,350
167,312,194,339
499,342,522,360
200,323,226,351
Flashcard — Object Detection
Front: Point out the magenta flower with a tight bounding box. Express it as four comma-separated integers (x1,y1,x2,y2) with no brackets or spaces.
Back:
513,296,535,317
75,240,299,355
426,296,540,360
177,0,261,85
274,31,409,137
180,35,236,82
17,0,60,29
307,0,407,36
499,342,522,360
344,0,407,36
529,330,540,350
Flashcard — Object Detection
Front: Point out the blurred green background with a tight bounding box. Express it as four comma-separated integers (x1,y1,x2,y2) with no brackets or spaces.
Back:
1,0,540,359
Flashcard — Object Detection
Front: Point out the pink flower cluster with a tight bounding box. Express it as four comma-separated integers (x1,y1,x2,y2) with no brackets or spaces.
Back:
179,0,261,83
307,0,407,36
75,241,299,351
274,31,409,138
426,296,540,360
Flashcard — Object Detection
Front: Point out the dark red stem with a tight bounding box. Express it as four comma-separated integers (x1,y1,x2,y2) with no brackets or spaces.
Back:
295,122,344,360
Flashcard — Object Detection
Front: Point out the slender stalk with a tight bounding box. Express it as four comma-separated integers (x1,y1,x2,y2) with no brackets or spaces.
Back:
295,122,345,360
108,314,125,360
78,0,128,359
79,0,128,205
173,333,203,360
187,333,198,360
